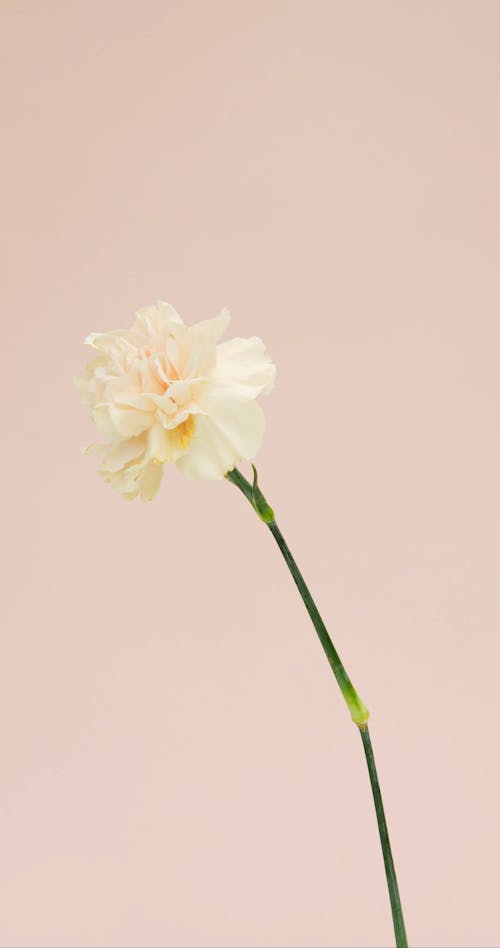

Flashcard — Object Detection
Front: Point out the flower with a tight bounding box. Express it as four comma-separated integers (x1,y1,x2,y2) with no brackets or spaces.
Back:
75,302,275,501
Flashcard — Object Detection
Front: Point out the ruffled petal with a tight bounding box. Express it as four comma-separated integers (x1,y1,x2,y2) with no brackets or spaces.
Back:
99,450,163,503
147,422,191,463
188,307,230,345
183,308,231,378
102,434,146,472
108,405,153,437
85,330,139,352
175,398,265,480
212,336,276,400
91,405,118,439
114,392,157,411
139,460,164,502
133,301,184,338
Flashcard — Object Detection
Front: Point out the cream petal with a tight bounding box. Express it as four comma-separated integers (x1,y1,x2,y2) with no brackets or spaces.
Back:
183,343,215,379
213,336,276,399
165,329,186,376
85,330,139,352
166,426,193,460
102,435,146,472
139,460,164,502
147,423,170,462
99,463,141,497
150,393,178,416
151,383,199,430
175,398,265,480
133,301,184,339
99,449,163,502
183,309,231,378
147,421,194,462
74,356,107,400
92,405,117,439
161,409,191,431
163,379,192,405
114,392,157,411
153,356,170,384
108,405,153,437
189,308,230,345
144,300,184,326
150,380,192,411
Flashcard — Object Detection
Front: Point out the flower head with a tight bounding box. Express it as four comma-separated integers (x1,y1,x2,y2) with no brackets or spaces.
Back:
75,302,275,501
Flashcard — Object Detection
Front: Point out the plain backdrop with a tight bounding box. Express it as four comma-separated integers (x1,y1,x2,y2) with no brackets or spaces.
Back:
1,2,499,946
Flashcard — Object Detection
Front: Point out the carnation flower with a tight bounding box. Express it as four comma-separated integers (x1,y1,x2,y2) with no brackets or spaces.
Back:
75,302,275,501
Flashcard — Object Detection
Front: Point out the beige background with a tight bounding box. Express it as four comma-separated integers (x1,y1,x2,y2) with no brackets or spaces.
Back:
1,2,499,946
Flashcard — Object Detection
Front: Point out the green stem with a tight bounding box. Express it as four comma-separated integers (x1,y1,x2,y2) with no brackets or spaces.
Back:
360,726,408,947
267,517,369,726
226,466,408,948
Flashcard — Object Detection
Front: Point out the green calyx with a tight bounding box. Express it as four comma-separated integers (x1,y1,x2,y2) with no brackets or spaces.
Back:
225,465,275,524
250,465,275,523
